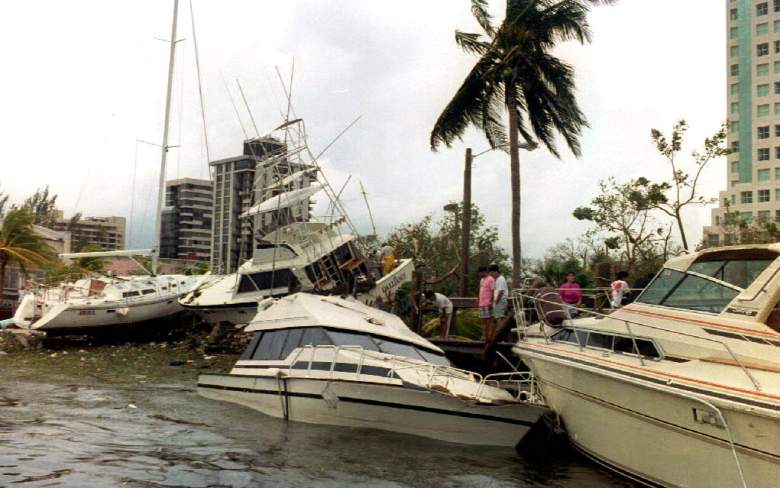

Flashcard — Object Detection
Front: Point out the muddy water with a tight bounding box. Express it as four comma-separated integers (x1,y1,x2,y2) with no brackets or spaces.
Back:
0,345,631,487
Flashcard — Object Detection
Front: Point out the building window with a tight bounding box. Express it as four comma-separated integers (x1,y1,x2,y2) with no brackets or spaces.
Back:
741,191,753,204
758,2,769,16
730,8,738,20
757,63,768,76
731,194,736,204
730,120,739,133
730,83,740,95
777,40,780,54
732,141,740,152
776,0,780,12
776,103,780,115
758,43,770,56
758,104,770,117
758,84,770,97
776,210,780,222
775,167,780,179
759,148,770,160
776,147,780,159
759,210,771,223
759,126,770,139
759,169,771,182
731,161,739,173
759,189,771,201
731,102,739,114
731,64,739,76
731,45,740,58
741,212,754,223
758,23,769,35
730,26,738,39
776,20,780,32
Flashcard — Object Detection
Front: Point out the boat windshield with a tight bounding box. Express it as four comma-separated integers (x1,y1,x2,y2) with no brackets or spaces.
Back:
688,258,773,289
636,268,740,313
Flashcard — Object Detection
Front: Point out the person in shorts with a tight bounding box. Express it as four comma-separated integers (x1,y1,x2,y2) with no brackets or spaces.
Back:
478,266,495,341
424,291,453,338
490,264,508,320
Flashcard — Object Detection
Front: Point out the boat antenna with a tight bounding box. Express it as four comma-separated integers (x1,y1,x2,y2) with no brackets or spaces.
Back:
153,0,181,275
221,71,248,139
236,78,260,138
188,0,211,174
359,180,377,237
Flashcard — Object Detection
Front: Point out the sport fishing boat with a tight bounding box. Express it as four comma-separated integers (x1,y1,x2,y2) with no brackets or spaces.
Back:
179,117,414,327
513,244,780,487
198,292,547,446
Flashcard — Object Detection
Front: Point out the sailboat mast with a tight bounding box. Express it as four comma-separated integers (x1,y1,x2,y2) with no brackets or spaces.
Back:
153,0,180,274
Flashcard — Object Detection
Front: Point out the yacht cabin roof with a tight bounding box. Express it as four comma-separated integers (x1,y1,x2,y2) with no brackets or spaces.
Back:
245,293,443,353
664,243,780,273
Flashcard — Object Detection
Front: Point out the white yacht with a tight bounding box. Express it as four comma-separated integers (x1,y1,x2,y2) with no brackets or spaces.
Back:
180,222,413,327
14,272,202,334
513,244,780,487
198,292,547,446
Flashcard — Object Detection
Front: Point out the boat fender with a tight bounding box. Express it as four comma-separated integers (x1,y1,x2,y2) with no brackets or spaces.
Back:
116,308,130,316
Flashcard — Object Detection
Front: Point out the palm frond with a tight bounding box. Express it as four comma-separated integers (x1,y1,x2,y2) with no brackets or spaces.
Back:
455,31,491,55
470,0,496,36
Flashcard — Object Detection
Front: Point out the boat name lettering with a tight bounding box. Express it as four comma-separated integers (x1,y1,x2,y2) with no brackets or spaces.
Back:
380,271,409,294
78,310,96,316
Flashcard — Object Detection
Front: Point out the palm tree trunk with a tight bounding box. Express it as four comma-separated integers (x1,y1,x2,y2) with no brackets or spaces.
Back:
506,85,522,287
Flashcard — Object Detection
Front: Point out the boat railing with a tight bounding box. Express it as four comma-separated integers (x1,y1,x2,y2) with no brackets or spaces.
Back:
286,345,538,403
511,290,763,392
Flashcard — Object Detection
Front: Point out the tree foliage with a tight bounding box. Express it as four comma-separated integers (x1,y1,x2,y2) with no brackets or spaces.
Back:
0,208,57,300
22,186,59,227
385,202,509,296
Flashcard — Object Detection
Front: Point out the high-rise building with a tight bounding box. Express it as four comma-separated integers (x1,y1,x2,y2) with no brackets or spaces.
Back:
210,137,314,273
50,211,126,251
160,178,213,262
705,1,780,245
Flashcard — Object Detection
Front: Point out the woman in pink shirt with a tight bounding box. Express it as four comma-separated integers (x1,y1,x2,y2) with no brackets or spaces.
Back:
559,272,582,315
478,266,496,341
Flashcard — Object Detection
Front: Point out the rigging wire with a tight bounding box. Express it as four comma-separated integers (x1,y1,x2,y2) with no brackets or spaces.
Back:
221,70,248,139
236,78,260,137
188,0,212,177
128,140,140,246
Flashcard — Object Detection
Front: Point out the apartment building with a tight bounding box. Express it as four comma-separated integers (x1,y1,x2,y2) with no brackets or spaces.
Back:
705,0,780,245
50,211,126,251
160,178,213,262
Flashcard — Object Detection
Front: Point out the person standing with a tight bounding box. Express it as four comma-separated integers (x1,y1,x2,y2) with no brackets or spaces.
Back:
610,271,631,309
424,291,453,339
490,264,509,323
559,272,582,315
478,266,496,341
379,242,396,276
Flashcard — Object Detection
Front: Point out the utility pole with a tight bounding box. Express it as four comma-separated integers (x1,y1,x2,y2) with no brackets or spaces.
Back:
459,147,473,296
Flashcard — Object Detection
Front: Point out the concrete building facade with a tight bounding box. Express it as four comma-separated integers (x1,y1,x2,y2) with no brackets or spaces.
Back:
705,0,780,245
210,137,313,273
160,177,213,262
50,212,126,251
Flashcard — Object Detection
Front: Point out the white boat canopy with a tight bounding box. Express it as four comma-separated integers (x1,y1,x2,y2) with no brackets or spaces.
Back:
241,183,324,218
246,293,443,353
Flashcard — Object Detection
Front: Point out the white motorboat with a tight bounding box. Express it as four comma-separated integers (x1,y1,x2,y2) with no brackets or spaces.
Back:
513,244,780,487
198,292,547,446
14,272,202,334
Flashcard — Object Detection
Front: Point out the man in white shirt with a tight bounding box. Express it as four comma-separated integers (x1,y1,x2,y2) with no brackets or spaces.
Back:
424,291,453,339
490,264,509,321
610,271,631,309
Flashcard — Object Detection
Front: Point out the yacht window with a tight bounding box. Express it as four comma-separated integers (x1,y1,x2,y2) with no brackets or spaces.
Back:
637,269,684,305
252,330,290,360
141,289,156,295
660,274,739,313
613,336,637,355
637,268,739,313
280,328,305,360
587,332,613,350
374,338,425,361
240,332,263,360
326,330,379,351
689,259,773,289
415,348,451,366
300,327,333,347
237,269,294,294
635,339,660,358
122,291,141,298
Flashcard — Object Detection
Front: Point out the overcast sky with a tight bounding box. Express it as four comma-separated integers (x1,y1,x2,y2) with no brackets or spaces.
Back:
1,1,725,258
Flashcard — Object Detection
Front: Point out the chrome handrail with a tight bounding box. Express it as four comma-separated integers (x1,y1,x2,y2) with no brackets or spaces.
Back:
513,291,763,392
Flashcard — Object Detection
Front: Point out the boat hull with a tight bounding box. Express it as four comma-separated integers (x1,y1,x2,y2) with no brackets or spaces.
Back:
29,298,186,333
198,373,545,447
518,346,780,488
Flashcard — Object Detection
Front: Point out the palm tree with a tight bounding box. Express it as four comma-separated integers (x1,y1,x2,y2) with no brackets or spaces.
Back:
0,208,56,302
431,0,614,287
